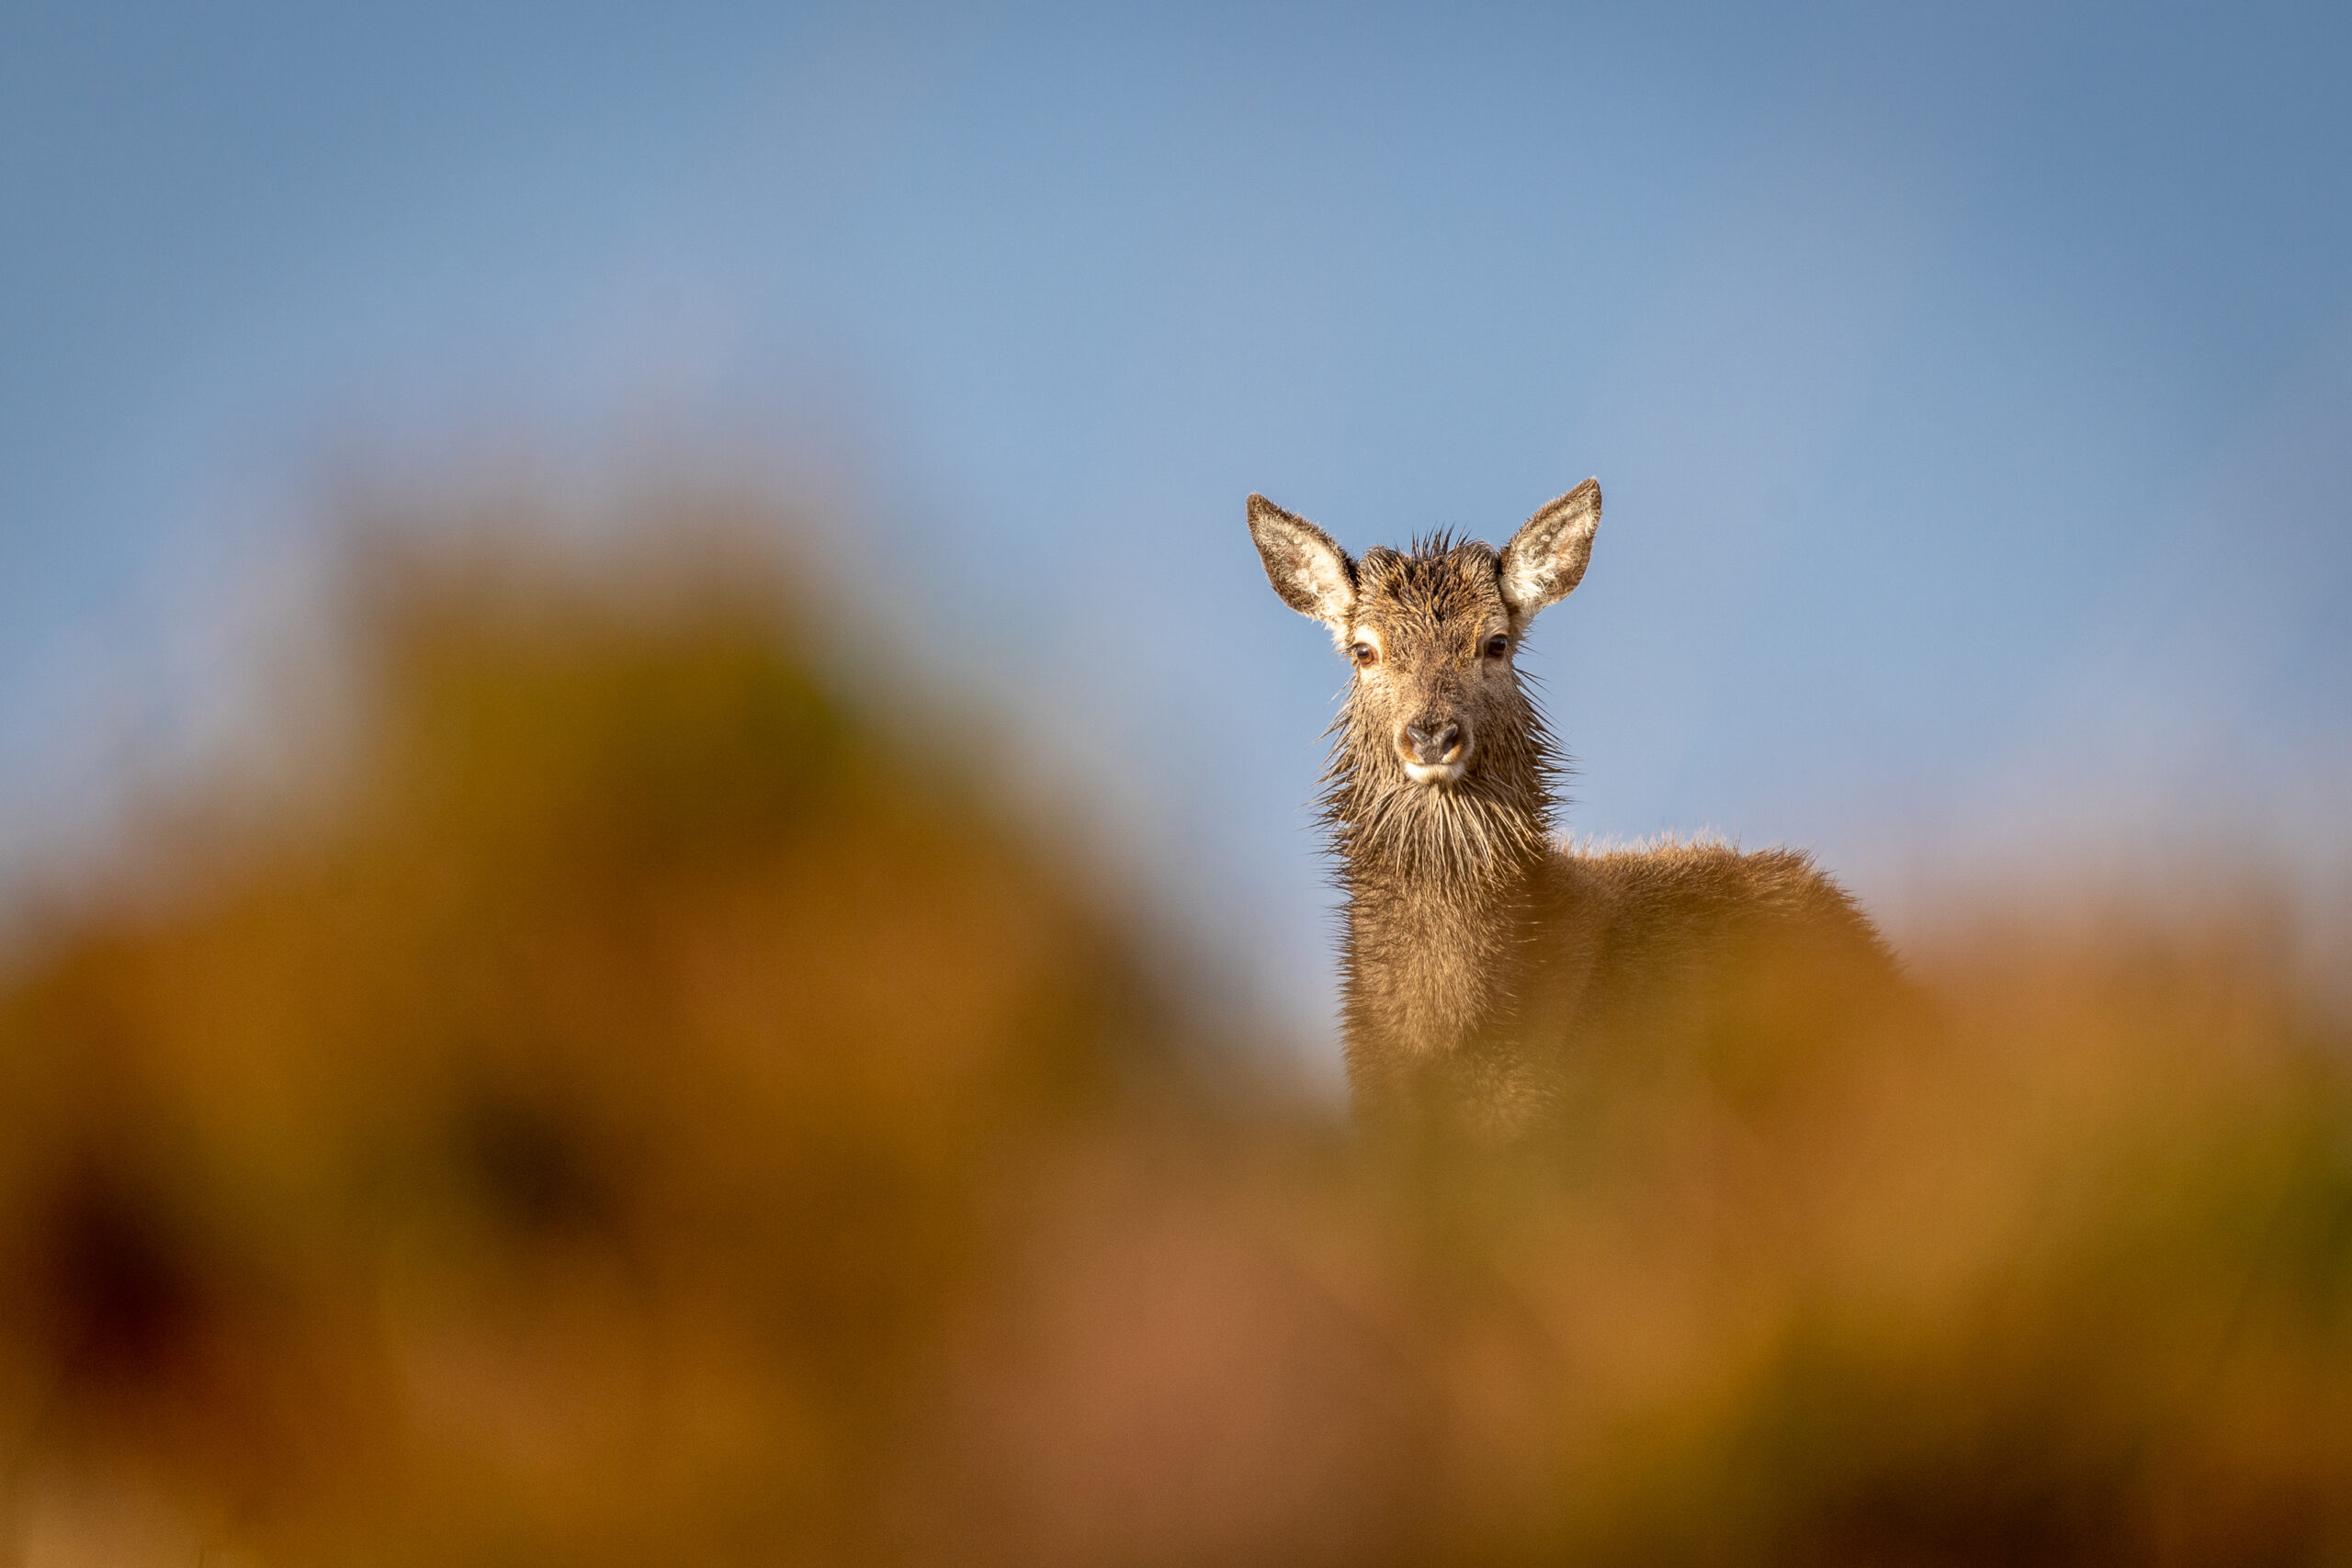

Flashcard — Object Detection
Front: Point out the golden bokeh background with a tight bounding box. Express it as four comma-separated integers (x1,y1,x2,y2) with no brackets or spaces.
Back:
0,499,2345,1566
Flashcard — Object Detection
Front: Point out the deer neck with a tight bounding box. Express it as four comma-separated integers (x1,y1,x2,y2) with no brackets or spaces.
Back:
1324,723,1556,1063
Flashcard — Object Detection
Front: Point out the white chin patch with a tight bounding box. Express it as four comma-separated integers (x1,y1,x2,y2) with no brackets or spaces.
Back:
1404,761,1466,787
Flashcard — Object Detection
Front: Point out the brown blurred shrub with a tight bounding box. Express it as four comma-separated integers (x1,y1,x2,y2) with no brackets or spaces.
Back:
0,527,1171,1566
0,511,2347,1567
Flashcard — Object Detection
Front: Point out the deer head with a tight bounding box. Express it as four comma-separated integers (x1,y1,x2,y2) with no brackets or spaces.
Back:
1248,481,1600,793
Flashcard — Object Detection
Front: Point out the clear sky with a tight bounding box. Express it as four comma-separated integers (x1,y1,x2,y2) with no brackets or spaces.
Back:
5,1,2348,1053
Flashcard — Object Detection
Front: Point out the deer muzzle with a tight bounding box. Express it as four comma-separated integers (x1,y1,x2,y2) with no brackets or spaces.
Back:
1399,717,1470,784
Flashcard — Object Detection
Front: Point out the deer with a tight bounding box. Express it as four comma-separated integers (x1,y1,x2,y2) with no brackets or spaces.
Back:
1249,479,1901,1145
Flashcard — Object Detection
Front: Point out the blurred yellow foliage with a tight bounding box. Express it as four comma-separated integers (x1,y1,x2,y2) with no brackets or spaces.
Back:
0,517,2346,1566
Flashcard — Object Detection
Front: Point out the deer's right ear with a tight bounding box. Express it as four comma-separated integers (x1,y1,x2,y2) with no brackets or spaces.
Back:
1248,494,1355,634
1498,478,1601,629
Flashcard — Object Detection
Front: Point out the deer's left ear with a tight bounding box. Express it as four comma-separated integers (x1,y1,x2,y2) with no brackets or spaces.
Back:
1498,478,1600,627
1249,494,1356,634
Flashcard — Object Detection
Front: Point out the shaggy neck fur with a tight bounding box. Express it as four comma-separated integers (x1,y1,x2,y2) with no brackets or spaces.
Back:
1324,676,1563,1084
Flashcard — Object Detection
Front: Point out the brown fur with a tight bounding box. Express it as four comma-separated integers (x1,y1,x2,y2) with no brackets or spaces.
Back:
1249,482,1899,1144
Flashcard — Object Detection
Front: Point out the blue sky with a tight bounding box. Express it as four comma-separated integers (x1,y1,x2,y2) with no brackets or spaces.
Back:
5,1,2348,1049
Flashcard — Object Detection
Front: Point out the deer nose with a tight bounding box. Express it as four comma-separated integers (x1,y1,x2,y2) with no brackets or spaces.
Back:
1402,720,1464,766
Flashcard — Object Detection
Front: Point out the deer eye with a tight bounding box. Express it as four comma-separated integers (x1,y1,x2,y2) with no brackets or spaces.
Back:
1350,642,1378,667
1483,635,1509,660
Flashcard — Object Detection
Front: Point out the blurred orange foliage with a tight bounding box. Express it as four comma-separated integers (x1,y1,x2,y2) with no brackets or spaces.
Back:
0,511,2345,1566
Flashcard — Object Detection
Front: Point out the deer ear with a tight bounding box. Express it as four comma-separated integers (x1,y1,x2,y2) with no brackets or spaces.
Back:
1498,478,1600,626
1248,494,1355,633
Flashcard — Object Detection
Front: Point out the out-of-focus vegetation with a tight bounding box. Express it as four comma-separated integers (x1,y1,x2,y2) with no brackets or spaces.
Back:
0,509,2347,1567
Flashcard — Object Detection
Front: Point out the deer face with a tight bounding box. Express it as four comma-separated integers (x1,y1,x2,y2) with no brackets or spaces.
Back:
1343,543,1514,785
1249,482,1601,791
